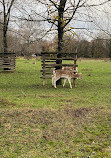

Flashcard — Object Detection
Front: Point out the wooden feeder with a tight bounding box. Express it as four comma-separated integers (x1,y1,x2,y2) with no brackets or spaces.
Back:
41,52,78,87
0,52,16,72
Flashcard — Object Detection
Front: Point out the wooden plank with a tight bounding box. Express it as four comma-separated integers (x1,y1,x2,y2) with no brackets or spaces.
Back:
41,60,56,62
0,57,15,60
0,66,15,68
41,69,53,72
42,57,46,85
73,54,77,88
0,69,15,72
41,58,56,60
42,72,52,75
0,63,15,65
42,66,78,69
2,57,15,59
1,65,15,67
0,53,16,55
40,76,52,79
0,67,15,70
41,64,78,66
2,62,15,64
41,52,57,54
41,57,77,60
41,76,78,79
41,52,78,55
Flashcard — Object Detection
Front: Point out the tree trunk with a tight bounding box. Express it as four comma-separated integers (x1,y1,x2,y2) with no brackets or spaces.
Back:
3,13,10,70
56,0,67,85
3,26,8,52
109,38,111,60
56,13,63,85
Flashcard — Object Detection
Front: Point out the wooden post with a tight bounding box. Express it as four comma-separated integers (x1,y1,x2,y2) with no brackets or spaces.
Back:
73,53,77,87
43,79,46,86
42,54,46,86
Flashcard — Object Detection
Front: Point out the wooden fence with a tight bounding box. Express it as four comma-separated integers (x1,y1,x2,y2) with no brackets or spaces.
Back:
0,52,16,72
41,52,78,87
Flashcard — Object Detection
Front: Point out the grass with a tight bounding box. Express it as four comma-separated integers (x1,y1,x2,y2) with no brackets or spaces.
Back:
0,58,111,158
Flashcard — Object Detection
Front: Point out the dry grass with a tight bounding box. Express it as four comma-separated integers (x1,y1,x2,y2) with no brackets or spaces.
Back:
0,106,111,157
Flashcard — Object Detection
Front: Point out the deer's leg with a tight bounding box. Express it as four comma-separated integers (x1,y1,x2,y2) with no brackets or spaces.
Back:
63,78,67,87
53,78,57,88
52,76,54,86
68,78,72,88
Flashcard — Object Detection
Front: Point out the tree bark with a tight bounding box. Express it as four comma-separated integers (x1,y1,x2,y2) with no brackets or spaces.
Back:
3,23,8,52
109,38,111,59
56,0,67,85
3,0,8,52
2,0,15,53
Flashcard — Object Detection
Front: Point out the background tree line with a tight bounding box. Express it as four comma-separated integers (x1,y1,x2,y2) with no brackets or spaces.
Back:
61,35,111,58
0,0,111,59
0,20,111,58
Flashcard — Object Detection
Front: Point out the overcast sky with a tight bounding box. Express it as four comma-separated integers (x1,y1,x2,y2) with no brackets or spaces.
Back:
0,0,111,41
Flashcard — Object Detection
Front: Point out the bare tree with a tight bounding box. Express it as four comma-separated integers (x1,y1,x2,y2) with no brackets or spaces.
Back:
31,0,111,83
32,1,111,48
0,0,16,52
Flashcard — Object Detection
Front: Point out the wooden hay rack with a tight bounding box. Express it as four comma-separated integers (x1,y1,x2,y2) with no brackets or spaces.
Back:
0,52,16,72
41,51,78,87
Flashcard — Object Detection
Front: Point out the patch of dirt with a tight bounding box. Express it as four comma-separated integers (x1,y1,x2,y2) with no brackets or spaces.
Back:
60,99,73,103
0,106,110,148
63,107,92,117
0,98,16,107
0,106,98,127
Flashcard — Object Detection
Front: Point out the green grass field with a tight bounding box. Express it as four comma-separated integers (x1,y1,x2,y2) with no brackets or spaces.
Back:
0,58,111,158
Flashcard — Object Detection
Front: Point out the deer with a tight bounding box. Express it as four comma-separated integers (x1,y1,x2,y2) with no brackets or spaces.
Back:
52,69,82,88
62,66,78,73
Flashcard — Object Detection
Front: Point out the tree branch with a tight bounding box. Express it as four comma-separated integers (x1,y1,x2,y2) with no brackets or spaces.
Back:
63,0,81,28
84,0,111,7
49,0,58,9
